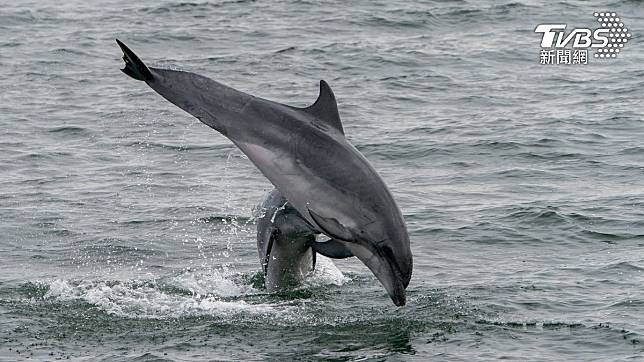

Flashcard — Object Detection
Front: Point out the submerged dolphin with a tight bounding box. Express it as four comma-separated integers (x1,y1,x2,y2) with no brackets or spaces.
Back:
256,188,354,291
116,39,413,305
256,189,316,290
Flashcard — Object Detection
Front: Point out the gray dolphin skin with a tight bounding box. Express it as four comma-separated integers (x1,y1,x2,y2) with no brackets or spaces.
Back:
256,188,316,291
256,188,355,291
116,39,413,306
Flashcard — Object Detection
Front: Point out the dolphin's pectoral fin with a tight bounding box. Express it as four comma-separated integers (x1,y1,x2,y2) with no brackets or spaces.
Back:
308,209,354,241
261,229,277,276
310,238,354,259
297,80,344,135
116,39,153,82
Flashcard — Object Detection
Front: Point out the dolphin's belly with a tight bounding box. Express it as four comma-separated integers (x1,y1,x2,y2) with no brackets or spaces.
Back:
236,136,402,239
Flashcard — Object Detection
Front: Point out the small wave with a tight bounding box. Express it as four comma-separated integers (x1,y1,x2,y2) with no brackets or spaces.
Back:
609,298,644,308
597,261,644,273
108,218,173,225
0,41,22,48
444,8,483,18
137,0,251,14
361,14,435,29
124,140,233,152
502,205,568,224
275,46,297,54
0,11,36,26
498,205,640,241
472,140,524,151
401,125,453,136
516,151,585,161
581,230,644,243
493,167,554,178
442,2,534,19
80,238,157,256
16,151,74,161
619,146,644,155
47,125,90,136
51,48,92,57
358,142,452,160
476,319,641,346
478,319,584,330
197,214,253,225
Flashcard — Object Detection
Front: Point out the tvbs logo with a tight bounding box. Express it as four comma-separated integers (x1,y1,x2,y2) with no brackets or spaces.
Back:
534,12,632,65
535,25,608,48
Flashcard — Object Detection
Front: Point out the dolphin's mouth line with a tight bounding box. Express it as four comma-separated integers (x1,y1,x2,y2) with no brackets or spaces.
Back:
375,242,405,283
350,238,407,306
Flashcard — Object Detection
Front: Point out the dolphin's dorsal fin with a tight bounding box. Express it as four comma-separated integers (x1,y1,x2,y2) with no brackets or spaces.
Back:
302,80,344,135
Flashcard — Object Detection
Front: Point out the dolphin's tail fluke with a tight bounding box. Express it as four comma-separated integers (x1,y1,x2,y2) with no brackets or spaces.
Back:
116,39,153,82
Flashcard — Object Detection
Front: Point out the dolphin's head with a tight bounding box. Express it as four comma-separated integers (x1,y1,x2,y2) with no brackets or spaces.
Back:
349,230,412,306
309,208,413,306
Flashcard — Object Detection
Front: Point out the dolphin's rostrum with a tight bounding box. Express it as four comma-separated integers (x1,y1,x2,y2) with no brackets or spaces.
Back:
116,39,413,306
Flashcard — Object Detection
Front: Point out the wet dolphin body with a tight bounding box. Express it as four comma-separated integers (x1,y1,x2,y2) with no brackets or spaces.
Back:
256,189,316,291
116,39,413,305
256,188,353,290
256,188,354,291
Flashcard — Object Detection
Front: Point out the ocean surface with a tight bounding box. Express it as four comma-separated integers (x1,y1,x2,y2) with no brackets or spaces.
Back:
1,0,644,360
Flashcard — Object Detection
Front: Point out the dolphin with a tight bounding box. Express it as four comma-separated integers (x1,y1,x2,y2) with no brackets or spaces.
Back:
116,39,413,305
256,188,353,291
256,188,316,291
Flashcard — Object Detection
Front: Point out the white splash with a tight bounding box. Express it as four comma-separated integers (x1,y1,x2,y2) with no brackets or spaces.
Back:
305,255,349,287
37,257,347,320
41,274,286,319
169,268,254,298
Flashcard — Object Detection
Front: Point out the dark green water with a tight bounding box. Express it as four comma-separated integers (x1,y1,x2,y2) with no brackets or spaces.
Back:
1,0,643,360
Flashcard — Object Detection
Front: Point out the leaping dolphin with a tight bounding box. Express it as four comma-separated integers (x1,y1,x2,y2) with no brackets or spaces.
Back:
116,39,413,305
